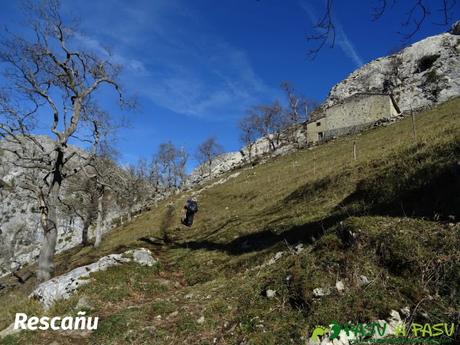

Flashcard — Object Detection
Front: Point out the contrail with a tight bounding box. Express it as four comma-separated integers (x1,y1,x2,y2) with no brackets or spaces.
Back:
299,1,364,67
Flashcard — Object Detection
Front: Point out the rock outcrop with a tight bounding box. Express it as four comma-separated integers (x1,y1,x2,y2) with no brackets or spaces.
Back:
0,136,122,277
324,29,460,112
30,248,157,309
450,20,460,35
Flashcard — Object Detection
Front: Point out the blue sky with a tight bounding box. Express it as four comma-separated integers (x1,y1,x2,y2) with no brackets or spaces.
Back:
1,0,458,169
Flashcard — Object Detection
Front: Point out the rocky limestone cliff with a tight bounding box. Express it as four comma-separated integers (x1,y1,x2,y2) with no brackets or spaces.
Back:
0,137,122,277
324,25,460,112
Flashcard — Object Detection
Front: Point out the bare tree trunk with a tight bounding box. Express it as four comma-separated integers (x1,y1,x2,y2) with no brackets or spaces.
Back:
81,220,90,246
37,184,59,282
94,193,103,248
247,144,254,162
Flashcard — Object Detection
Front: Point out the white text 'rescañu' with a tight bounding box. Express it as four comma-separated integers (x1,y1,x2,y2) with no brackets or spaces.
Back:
14,312,98,331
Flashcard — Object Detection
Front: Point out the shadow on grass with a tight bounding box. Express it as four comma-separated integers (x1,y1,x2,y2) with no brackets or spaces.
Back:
171,213,346,255
169,140,460,256
337,155,460,220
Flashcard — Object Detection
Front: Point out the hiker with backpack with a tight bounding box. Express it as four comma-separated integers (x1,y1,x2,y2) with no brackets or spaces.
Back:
181,198,198,227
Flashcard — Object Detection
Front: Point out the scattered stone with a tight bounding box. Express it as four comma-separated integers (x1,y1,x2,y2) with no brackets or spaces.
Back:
389,310,402,323
266,289,276,298
267,251,283,265
400,306,410,318
197,316,205,324
130,248,157,266
357,275,370,287
313,287,331,297
335,280,345,292
294,243,304,254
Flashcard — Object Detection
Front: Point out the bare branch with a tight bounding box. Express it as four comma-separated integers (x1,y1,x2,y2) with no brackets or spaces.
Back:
306,0,335,60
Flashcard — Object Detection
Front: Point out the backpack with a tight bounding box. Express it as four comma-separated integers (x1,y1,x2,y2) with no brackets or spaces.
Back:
187,200,198,213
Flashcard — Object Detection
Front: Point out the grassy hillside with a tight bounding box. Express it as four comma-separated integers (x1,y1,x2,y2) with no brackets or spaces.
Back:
1,98,459,345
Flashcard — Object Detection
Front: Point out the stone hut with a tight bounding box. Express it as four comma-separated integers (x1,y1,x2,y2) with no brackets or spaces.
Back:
306,93,400,143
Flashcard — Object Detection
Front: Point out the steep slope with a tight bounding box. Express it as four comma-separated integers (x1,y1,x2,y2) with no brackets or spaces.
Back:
0,98,459,344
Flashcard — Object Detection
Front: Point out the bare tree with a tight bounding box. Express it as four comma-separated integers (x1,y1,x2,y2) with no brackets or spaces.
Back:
116,161,154,224
59,134,121,247
195,137,224,177
248,101,286,152
281,81,319,122
280,81,319,147
85,154,121,248
61,172,97,246
148,157,162,192
384,54,403,93
281,81,302,124
0,1,129,282
307,0,458,59
238,112,259,161
300,98,320,121
154,142,188,191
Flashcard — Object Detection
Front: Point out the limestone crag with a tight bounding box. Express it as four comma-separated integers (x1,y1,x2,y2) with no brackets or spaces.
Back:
0,136,122,277
325,28,460,112
30,248,157,309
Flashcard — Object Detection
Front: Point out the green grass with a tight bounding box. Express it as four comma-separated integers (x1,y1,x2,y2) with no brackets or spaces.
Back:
1,97,459,344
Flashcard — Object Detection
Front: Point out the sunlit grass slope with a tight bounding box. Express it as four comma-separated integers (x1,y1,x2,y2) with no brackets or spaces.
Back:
1,98,459,345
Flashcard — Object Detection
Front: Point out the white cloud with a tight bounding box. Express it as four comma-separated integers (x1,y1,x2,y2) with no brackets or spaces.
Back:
72,31,149,76
143,44,269,119
67,0,272,119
